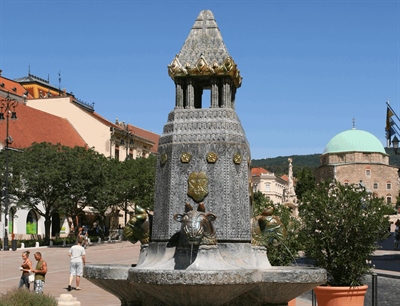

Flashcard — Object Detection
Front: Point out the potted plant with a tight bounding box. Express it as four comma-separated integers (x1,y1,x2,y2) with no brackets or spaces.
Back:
299,180,391,306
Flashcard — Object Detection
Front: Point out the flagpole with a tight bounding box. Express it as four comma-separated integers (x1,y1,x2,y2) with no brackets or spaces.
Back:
386,101,399,147
386,102,400,122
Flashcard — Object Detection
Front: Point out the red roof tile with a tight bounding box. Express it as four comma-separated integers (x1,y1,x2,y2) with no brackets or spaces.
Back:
0,102,87,149
128,124,159,153
84,112,159,154
0,76,33,99
251,167,269,176
281,174,289,182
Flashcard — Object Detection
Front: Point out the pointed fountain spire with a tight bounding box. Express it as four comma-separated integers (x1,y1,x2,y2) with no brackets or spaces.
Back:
168,10,242,88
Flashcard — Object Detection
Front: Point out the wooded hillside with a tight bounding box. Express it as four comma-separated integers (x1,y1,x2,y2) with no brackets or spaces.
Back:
251,148,400,177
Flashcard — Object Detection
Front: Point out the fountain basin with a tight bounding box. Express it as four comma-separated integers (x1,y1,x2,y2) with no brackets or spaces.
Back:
84,264,326,306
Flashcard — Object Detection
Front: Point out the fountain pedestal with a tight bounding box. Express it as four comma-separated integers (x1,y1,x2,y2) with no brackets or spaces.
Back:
84,9,327,306
85,262,325,306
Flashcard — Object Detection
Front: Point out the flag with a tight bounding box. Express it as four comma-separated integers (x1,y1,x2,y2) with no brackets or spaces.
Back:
387,126,396,146
386,106,394,135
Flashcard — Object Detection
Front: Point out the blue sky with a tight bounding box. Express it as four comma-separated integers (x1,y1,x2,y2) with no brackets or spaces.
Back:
0,0,399,159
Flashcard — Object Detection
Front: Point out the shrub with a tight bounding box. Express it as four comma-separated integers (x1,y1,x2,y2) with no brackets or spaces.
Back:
0,288,57,306
299,180,391,286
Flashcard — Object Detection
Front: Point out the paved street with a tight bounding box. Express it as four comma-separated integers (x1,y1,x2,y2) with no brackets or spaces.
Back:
1,241,398,306
0,241,141,306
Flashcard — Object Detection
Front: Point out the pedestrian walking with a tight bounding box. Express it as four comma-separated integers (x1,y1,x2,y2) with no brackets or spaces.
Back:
32,252,47,294
18,250,33,289
68,238,86,291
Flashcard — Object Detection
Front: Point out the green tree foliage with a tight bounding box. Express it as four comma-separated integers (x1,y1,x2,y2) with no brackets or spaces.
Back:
299,181,391,286
294,167,316,200
12,143,70,245
58,146,103,232
116,155,156,213
251,154,320,176
4,142,157,243
266,204,302,266
85,155,122,239
252,191,274,216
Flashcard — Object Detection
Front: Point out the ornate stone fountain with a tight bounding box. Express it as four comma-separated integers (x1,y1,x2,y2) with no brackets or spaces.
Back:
84,10,326,306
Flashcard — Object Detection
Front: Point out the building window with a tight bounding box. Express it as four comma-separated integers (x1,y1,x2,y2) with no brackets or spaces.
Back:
114,146,120,161
387,183,392,190
26,210,38,234
253,184,258,192
365,169,371,177
265,183,271,192
387,197,392,204
373,182,378,189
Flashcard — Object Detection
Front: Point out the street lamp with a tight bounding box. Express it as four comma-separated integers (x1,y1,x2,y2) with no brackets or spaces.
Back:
392,135,399,155
0,93,18,251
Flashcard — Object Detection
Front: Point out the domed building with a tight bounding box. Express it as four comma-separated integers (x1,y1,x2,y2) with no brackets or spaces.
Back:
315,127,399,206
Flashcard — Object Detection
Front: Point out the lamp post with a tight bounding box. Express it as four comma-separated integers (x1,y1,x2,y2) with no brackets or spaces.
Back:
391,136,400,180
120,125,134,226
0,93,18,251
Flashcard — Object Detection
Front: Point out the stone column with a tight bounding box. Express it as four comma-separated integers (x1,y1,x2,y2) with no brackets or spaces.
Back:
221,78,231,108
185,78,195,109
231,87,236,110
175,79,184,109
210,78,219,108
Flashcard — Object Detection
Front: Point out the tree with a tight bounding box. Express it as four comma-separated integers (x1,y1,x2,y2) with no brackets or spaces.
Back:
5,142,157,243
128,155,156,210
294,167,316,200
116,155,156,226
58,146,103,233
12,142,70,245
299,181,391,286
252,191,274,216
85,155,121,239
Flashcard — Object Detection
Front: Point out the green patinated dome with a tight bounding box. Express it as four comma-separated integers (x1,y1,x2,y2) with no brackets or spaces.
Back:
323,128,386,154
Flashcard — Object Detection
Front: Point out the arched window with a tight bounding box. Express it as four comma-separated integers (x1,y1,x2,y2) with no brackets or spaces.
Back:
373,182,378,189
386,193,392,205
8,207,16,234
26,210,37,234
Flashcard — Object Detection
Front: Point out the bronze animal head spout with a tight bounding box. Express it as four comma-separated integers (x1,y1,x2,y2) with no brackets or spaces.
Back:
174,202,217,246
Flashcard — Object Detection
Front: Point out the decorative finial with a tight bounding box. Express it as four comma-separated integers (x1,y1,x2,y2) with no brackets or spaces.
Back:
352,117,356,129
